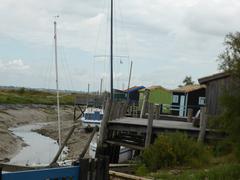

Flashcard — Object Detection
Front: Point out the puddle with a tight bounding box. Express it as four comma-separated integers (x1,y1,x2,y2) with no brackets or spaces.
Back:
9,123,67,166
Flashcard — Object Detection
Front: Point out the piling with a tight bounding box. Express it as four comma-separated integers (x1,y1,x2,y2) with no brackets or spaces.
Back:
145,103,154,148
198,107,207,143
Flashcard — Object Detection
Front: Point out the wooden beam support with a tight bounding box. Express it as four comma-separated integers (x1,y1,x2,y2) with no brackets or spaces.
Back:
79,126,98,159
155,104,160,120
140,89,150,118
198,107,207,143
145,103,154,148
106,140,144,150
96,98,112,156
187,108,193,122
49,124,76,167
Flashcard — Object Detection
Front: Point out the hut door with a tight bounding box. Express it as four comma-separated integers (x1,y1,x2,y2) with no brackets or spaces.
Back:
179,95,185,117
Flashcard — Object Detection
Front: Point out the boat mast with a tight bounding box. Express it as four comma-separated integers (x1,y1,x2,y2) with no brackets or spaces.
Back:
110,0,114,100
127,61,133,102
54,20,61,148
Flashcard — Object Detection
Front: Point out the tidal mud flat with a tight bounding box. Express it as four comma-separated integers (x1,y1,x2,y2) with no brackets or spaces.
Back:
0,105,77,163
35,120,91,160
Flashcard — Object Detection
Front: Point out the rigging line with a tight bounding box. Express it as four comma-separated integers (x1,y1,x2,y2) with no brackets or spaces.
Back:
46,37,55,90
118,0,132,88
58,47,69,91
42,47,51,90
91,0,109,93
118,0,130,57
94,55,129,58
93,0,108,55
56,22,73,91
61,45,74,91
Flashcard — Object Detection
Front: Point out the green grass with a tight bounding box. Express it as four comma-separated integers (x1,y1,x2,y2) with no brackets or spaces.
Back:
0,88,77,105
151,163,240,180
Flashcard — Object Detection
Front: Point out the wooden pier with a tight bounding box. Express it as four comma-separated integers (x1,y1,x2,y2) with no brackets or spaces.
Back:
96,99,225,163
106,117,221,151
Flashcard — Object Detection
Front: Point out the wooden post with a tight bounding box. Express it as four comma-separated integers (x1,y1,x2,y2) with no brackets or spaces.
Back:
145,103,154,148
155,104,160,120
79,126,98,159
116,102,123,119
124,102,129,117
49,124,76,167
79,159,89,180
97,99,112,151
119,102,126,118
187,108,193,122
113,102,120,120
109,101,117,121
140,89,150,118
198,107,207,143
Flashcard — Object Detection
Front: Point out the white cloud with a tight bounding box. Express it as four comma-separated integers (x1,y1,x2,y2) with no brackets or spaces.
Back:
0,0,239,90
0,59,30,71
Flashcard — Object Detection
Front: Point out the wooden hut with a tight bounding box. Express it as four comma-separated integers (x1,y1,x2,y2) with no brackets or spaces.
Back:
198,72,231,116
139,86,172,113
124,86,145,104
172,85,206,117
113,89,127,101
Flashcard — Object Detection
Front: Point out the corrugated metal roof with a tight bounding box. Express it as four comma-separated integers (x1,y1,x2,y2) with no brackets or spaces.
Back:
124,86,145,93
173,84,206,93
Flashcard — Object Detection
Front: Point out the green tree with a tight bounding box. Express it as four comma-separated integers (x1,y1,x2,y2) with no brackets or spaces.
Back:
218,32,240,159
182,76,194,86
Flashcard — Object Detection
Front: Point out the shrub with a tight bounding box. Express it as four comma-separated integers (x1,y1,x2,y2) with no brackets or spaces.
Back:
18,87,26,94
139,133,211,172
151,163,240,180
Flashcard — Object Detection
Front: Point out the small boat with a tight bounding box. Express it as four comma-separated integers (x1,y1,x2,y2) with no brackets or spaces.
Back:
81,107,104,130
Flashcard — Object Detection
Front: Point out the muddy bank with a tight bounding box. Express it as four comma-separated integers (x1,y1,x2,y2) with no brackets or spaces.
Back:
35,121,91,160
0,105,73,163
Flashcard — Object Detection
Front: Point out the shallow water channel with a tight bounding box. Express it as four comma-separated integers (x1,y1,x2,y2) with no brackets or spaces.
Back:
9,123,62,166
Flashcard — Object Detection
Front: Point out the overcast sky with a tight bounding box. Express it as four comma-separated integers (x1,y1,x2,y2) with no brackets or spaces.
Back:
0,0,240,91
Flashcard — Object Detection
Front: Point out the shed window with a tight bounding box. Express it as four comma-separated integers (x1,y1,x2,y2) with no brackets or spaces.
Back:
173,95,179,103
199,97,206,105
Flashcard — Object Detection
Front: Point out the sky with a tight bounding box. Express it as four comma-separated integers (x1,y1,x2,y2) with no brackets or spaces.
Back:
0,0,240,92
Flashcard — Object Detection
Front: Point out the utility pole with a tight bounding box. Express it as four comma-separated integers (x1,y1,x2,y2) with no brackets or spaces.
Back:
87,83,90,106
99,78,103,95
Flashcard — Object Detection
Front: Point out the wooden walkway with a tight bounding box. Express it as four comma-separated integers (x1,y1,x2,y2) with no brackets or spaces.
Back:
96,100,225,163
109,117,199,131
106,117,222,151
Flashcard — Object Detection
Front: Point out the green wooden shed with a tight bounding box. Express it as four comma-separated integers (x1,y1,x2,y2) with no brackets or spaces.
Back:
139,85,172,113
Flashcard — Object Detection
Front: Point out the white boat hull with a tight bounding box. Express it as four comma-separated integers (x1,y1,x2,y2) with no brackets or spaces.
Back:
89,142,132,163
82,120,101,129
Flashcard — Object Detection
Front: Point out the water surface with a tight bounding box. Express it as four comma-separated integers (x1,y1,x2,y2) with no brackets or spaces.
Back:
9,123,60,166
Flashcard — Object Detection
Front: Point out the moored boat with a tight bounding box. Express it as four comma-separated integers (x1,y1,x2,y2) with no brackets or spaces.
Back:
81,107,104,130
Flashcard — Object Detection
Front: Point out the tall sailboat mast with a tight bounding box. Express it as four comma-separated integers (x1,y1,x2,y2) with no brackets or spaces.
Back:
54,20,61,148
110,0,114,100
